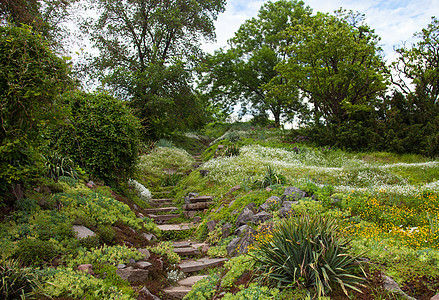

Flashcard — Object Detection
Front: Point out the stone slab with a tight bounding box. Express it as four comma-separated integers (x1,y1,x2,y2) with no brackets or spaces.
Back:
72,225,96,239
178,275,208,287
150,214,180,221
183,202,213,211
162,286,191,299
178,258,228,273
189,196,214,203
173,247,200,256
157,224,194,231
173,242,192,248
144,207,178,213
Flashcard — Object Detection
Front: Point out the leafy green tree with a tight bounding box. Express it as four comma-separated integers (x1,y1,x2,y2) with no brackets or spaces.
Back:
277,10,388,147
385,17,439,156
0,25,71,201
51,92,142,186
81,0,225,138
200,0,311,128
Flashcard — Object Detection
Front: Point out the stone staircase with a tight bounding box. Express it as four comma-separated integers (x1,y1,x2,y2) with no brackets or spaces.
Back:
145,153,228,299
162,241,228,299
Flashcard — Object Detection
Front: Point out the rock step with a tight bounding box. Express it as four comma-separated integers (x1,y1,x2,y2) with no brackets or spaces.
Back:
149,199,174,207
178,258,228,273
162,286,191,299
153,190,172,195
188,195,214,203
144,207,178,213
179,275,208,287
157,223,195,231
173,247,200,256
149,214,180,221
183,202,213,211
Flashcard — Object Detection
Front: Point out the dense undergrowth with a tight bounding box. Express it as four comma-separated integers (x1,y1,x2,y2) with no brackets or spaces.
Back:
1,122,439,299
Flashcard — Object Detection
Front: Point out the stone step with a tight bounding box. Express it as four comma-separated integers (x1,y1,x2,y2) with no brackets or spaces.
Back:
144,207,178,214
162,286,191,299
183,202,213,211
178,258,228,273
149,198,174,207
188,196,214,203
149,214,180,221
178,275,208,287
173,247,200,256
157,223,194,231
153,190,172,196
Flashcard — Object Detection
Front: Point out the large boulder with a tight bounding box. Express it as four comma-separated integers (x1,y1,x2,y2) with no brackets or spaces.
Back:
259,196,281,212
222,223,233,238
251,211,273,224
226,226,257,257
282,187,307,201
235,207,255,227
72,225,96,239
116,266,148,282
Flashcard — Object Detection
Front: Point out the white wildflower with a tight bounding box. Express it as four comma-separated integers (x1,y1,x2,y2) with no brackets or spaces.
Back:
128,179,152,201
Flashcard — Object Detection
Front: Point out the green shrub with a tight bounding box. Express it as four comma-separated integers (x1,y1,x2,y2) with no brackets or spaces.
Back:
156,139,174,148
221,283,279,300
0,25,71,201
224,144,240,157
13,238,60,267
68,245,143,268
0,259,42,300
220,255,253,289
252,214,364,297
148,241,180,264
43,267,134,300
97,225,116,245
184,272,220,300
41,150,79,181
50,91,141,186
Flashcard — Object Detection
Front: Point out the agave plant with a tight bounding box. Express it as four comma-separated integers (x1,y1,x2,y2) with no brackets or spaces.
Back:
42,150,78,181
252,214,365,297
259,166,286,188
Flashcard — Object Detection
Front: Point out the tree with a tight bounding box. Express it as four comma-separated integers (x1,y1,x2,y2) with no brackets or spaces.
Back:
81,0,226,138
385,17,439,156
0,0,76,48
278,11,388,129
200,0,311,128
0,25,71,200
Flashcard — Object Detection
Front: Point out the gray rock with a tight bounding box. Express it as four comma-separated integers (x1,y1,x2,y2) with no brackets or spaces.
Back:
227,227,257,257
226,237,241,256
228,200,235,208
129,258,136,264
143,233,157,241
282,187,307,201
222,223,233,238
251,211,273,224
215,205,224,214
193,216,202,223
206,220,218,232
117,264,126,269
282,200,299,208
259,196,281,211
245,203,257,213
199,170,210,177
383,276,416,300
139,286,161,300
135,261,152,269
234,225,250,236
235,207,255,227
116,266,148,282
77,264,94,275
72,225,96,239
278,206,296,218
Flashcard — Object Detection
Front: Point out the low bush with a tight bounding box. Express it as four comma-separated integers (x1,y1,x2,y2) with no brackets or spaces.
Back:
252,214,364,297
13,237,60,267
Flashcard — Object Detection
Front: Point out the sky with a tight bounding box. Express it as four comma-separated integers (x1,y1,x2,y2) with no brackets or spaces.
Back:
201,0,439,62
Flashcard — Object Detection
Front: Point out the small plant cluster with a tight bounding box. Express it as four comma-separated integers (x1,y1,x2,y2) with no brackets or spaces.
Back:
68,245,143,268
128,179,152,202
252,214,364,298
148,241,180,264
0,259,42,300
258,166,287,188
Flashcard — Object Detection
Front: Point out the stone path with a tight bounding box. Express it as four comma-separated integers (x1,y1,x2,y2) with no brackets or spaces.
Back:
146,153,229,299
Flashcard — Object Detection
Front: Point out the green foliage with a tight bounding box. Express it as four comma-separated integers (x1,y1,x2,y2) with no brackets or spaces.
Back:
0,25,70,198
148,241,180,264
41,149,79,181
43,267,135,300
68,245,143,268
156,139,174,148
0,259,42,300
51,91,141,186
224,144,240,157
184,272,220,300
252,214,364,297
13,237,60,267
221,283,279,300
220,255,253,289
258,166,287,188
162,173,184,187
